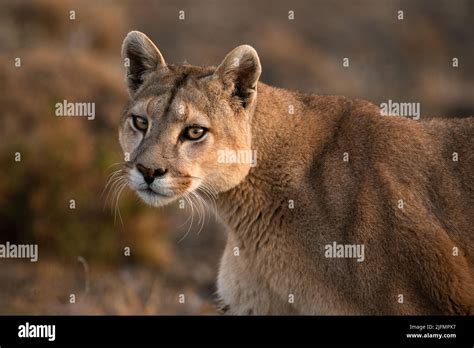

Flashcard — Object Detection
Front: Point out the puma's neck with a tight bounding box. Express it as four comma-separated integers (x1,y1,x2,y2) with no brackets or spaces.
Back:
216,82,351,244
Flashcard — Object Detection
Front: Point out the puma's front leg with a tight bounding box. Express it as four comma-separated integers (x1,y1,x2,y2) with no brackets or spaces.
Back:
216,234,297,315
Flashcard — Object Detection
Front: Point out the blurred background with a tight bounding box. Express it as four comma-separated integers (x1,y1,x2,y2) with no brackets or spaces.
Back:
0,0,472,314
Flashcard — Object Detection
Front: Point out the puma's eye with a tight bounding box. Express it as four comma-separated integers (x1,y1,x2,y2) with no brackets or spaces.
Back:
131,115,148,132
184,126,207,141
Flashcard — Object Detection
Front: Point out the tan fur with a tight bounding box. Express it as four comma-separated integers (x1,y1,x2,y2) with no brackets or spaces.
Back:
119,31,474,315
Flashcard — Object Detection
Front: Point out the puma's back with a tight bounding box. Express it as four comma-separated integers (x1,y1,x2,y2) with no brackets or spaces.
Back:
119,31,474,314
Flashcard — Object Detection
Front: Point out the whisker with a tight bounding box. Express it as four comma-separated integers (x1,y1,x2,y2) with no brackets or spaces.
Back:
197,182,218,219
178,193,195,243
102,170,122,198
105,161,126,170
114,181,127,226
102,167,126,211
176,199,193,229
106,177,126,212
191,191,207,235
105,176,124,203
190,191,204,226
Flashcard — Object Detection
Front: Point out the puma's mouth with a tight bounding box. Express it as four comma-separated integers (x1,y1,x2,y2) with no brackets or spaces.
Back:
135,186,177,207
138,187,171,197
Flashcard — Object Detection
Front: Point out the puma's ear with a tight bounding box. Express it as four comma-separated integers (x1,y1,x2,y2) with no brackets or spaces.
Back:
214,45,262,108
121,31,167,95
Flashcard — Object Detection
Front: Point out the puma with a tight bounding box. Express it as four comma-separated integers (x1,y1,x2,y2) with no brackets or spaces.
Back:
118,31,474,315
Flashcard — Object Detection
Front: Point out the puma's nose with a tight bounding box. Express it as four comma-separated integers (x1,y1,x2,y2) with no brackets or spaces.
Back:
136,163,167,184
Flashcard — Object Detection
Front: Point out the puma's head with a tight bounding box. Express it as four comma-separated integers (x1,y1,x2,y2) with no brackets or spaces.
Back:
119,31,261,206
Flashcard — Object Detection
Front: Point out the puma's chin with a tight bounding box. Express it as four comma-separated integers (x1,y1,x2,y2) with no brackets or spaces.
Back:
135,188,178,207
